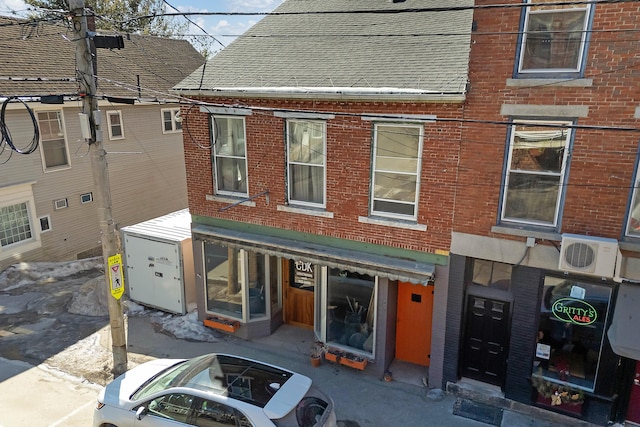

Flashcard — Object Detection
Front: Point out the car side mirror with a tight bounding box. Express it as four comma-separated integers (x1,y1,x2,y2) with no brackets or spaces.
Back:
136,406,148,420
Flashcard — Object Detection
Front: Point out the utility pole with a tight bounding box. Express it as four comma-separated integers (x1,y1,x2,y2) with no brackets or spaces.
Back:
69,0,128,377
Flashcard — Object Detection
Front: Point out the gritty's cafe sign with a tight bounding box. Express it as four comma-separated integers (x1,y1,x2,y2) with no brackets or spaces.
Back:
552,298,597,325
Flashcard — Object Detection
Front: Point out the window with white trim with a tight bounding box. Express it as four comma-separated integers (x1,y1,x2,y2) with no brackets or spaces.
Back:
501,120,571,227
518,1,591,76
106,110,124,140
0,184,40,258
212,116,248,196
286,120,326,207
161,108,182,133
371,123,423,220
37,110,70,171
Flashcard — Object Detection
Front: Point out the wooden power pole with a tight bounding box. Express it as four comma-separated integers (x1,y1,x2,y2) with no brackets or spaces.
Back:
69,0,128,377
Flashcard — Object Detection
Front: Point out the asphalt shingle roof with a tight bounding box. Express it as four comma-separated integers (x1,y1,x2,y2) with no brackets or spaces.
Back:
174,0,473,97
0,17,204,101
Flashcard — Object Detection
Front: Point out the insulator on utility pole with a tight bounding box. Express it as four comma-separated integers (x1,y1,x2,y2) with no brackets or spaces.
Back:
69,0,128,378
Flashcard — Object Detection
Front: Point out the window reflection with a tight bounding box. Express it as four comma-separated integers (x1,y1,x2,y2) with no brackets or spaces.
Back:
326,269,375,354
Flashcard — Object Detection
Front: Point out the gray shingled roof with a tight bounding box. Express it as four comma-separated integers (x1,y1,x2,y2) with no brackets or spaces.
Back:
0,17,204,101
174,0,473,99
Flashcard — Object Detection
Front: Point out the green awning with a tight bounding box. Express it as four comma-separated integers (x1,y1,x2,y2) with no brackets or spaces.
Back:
192,224,435,285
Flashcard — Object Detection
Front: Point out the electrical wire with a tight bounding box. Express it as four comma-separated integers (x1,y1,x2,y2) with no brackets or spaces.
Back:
0,96,40,155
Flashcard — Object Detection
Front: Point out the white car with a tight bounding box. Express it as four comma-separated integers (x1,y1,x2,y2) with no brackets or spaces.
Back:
93,353,337,427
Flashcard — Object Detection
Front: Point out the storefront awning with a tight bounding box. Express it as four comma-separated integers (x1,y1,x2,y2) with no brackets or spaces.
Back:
192,225,435,285
607,283,640,360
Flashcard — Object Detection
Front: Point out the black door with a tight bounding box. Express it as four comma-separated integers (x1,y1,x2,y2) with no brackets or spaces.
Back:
462,295,510,386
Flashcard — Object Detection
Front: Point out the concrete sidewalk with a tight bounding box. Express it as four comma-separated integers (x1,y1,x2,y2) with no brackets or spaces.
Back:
0,358,100,427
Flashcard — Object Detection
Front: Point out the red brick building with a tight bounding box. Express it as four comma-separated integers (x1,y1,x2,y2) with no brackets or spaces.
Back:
443,0,640,424
174,0,473,380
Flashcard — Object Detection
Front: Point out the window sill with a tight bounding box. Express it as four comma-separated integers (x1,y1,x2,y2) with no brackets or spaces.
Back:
277,204,334,218
506,78,593,88
359,216,427,231
491,225,560,241
206,194,255,207
619,241,640,253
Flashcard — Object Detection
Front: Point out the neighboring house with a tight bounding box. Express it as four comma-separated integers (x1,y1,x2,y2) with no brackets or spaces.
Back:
444,0,640,425
173,0,473,379
0,17,204,271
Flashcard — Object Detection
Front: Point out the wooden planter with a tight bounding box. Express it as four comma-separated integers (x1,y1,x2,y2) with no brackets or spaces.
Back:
204,316,240,333
325,349,367,370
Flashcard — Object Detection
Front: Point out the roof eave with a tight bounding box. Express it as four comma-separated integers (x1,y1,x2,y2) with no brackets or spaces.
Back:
172,87,467,103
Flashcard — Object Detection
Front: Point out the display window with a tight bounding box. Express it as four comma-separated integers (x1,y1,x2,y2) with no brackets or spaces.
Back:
204,243,277,321
533,277,613,393
326,268,376,355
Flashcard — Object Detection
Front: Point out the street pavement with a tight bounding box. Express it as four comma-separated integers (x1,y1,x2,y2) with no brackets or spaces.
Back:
0,315,489,427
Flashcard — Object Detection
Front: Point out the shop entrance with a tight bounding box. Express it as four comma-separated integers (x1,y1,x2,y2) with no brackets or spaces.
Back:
283,259,314,329
462,295,510,386
395,281,433,366
627,360,640,424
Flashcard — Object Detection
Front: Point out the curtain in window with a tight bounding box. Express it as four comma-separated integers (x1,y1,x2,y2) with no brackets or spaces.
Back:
214,117,247,194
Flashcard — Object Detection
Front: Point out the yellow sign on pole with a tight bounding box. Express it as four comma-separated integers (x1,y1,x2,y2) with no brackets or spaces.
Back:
108,254,125,300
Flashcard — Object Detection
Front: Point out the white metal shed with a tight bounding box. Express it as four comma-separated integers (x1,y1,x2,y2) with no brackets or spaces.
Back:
121,209,195,315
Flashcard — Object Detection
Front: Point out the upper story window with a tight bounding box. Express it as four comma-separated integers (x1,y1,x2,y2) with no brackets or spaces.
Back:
212,116,248,196
518,2,591,76
371,123,423,220
162,108,182,133
286,120,326,207
106,110,124,140
501,120,572,228
37,110,70,171
625,165,640,238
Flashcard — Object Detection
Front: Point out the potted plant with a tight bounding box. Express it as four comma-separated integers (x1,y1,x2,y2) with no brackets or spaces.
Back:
310,342,325,367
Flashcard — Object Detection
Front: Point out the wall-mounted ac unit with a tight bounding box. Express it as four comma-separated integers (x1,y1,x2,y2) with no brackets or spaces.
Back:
558,234,618,278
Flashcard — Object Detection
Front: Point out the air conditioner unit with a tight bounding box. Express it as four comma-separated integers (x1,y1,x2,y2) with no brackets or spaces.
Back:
558,234,618,278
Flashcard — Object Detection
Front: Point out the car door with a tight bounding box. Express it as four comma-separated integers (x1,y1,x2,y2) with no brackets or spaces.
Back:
135,393,195,426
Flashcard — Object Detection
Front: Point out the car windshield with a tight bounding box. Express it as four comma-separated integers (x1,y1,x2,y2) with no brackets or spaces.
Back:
131,354,293,408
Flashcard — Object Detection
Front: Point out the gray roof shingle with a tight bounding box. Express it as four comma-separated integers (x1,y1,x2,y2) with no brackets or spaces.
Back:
0,17,204,101
174,0,473,99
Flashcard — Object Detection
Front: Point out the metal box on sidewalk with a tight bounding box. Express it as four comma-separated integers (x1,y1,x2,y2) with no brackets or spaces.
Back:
121,209,195,315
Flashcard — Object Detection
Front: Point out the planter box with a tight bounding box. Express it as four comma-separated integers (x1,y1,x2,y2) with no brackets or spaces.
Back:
324,349,367,370
204,317,240,333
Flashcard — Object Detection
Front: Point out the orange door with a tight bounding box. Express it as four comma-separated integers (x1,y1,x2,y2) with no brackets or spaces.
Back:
395,281,434,366
283,259,314,329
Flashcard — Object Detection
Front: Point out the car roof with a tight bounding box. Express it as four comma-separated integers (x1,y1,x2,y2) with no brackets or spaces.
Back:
135,353,312,418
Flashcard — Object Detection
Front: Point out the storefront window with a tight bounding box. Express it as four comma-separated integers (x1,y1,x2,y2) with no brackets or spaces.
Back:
326,269,375,355
204,243,271,321
533,277,612,392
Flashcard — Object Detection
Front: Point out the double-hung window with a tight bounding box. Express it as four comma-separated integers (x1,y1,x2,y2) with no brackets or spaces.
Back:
37,111,70,171
161,108,182,133
518,1,591,76
501,120,572,227
371,123,423,220
106,110,124,140
212,116,248,196
0,183,40,259
286,120,326,207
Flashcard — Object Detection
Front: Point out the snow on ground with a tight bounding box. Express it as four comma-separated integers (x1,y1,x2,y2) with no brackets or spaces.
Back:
0,258,220,385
